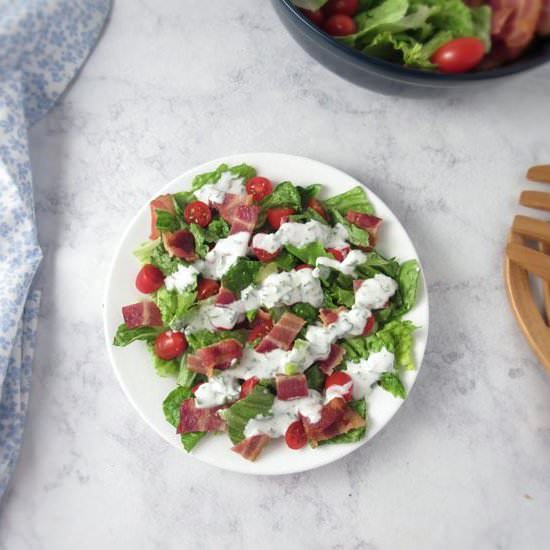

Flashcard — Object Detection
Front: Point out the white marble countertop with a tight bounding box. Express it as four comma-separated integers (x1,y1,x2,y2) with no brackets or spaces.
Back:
1,1,550,548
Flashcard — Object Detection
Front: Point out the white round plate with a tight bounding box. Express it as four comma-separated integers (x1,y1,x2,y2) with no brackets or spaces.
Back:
104,153,429,475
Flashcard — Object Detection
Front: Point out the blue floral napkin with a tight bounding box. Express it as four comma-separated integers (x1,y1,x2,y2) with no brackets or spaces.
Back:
0,0,111,499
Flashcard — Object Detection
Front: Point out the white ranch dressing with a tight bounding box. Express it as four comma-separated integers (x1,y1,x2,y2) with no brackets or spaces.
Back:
313,249,368,278
252,220,349,254
244,390,323,438
193,172,245,205
324,382,353,403
346,348,395,399
164,264,199,293
194,372,241,409
194,231,250,279
355,274,398,310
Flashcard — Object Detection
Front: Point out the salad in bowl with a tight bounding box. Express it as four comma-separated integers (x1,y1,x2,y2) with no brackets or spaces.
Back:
110,159,424,464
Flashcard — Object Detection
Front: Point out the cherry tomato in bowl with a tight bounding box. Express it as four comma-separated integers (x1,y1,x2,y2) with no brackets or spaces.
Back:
325,371,353,401
323,0,359,16
431,37,485,74
300,8,324,26
154,330,187,360
324,14,357,36
184,200,212,227
197,278,220,300
246,176,273,202
285,420,308,450
252,247,281,263
240,377,260,399
135,264,165,294
267,207,295,229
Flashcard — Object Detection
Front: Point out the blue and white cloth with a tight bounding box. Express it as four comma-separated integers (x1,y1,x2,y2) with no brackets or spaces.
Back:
0,0,111,499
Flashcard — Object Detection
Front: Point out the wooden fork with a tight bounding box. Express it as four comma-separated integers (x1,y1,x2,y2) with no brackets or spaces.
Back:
504,165,550,374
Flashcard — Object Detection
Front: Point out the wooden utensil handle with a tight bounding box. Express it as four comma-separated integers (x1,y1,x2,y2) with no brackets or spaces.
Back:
526,165,550,184
520,191,550,212
506,242,550,281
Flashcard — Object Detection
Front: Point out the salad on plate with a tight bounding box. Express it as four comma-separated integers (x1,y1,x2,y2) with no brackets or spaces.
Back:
293,0,550,73
113,163,421,462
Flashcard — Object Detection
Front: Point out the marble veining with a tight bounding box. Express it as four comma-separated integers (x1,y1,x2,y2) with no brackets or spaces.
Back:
1,0,550,548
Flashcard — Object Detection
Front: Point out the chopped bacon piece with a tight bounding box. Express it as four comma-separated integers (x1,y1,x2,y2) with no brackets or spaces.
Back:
317,344,345,375
319,307,347,326
538,0,550,35
248,310,274,343
122,301,162,329
302,398,366,447
177,399,225,434
149,194,175,240
215,287,236,305
187,338,243,377
276,374,309,401
162,230,197,262
255,312,305,353
231,434,270,461
230,205,260,235
347,211,382,244
218,193,253,224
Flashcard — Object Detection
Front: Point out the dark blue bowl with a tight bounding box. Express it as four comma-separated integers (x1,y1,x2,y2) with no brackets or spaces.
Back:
272,0,550,95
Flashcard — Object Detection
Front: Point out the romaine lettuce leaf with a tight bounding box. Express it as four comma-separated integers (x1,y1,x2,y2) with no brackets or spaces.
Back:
394,259,420,317
181,432,206,452
189,223,209,258
285,242,331,265
356,251,400,279
163,386,192,427
324,186,375,215
305,364,325,391
288,207,329,226
155,209,180,233
255,262,278,283
153,287,197,326
147,342,179,377
112,324,163,347
378,372,406,398
191,163,256,190
225,383,275,444
149,243,181,276
260,181,302,211
186,329,247,352
291,303,319,323
331,210,371,248
207,218,229,240
275,249,299,271
133,238,161,264
471,5,491,50
222,258,261,294
318,399,367,445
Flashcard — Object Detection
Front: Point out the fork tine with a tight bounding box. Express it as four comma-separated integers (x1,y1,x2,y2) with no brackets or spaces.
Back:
511,215,550,244
506,242,550,281
520,191,550,212
527,165,550,184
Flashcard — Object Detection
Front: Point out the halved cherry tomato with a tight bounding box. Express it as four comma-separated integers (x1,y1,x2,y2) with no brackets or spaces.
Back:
300,8,324,26
307,197,328,219
184,200,212,227
295,264,313,271
285,420,308,450
325,371,353,401
154,330,187,360
324,14,357,36
252,247,281,262
267,207,295,229
197,278,220,300
246,176,273,202
135,264,165,294
323,0,359,16
431,37,485,74
327,247,349,262
192,382,204,395
240,377,260,399
362,315,375,336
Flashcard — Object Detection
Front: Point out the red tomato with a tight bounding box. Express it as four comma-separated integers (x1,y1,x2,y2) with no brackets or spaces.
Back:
267,207,295,229
431,37,485,74
323,0,359,16
240,377,260,399
197,278,220,300
192,382,204,395
324,14,357,36
246,176,273,202
325,371,353,401
285,420,308,450
135,264,165,294
362,315,375,336
252,247,281,262
295,264,313,271
307,197,328,219
154,330,187,360
300,8,324,26
184,200,212,227
327,247,349,262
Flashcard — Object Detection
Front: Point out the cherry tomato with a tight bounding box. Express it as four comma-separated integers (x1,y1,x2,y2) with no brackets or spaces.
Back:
300,8,325,26
295,264,313,271
197,278,220,300
285,420,308,450
135,264,165,294
240,377,260,399
154,330,187,360
192,382,204,395
325,371,353,401
307,197,328,219
327,247,349,262
324,14,357,36
323,0,359,16
252,247,281,262
184,200,212,227
362,315,375,336
267,207,295,229
246,176,273,202
431,37,485,74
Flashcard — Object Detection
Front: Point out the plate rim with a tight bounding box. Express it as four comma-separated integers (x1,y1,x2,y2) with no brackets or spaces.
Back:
103,152,430,475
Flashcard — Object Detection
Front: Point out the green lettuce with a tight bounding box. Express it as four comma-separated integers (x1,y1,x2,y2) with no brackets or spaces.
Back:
163,386,192,427
275,249,299,271
189,223,209,258
291,303,319,323
147,342,179,377
153,287,197,326
133,238,161,264
112,324,163,347
319,399,367,445
225,383,275,444
378,372,406,398
356,251,400,279
324,186,375,215
186,329,246,352
207,218,229,240
305,365,325,392
471,5,491,50
222,258,261,294
181,432,206,452
260,181,302,211
155,210,180,233
149,243,181,276
192,163,256,190
394,259,420,317
285,242,330,265
331,210,371,248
